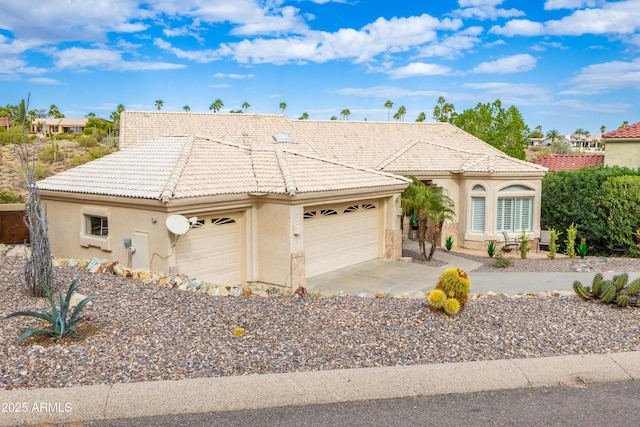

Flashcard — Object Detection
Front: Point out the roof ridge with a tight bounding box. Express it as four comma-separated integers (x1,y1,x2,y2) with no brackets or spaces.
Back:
274,147,298,196
160,135,195,202
376,140,420,170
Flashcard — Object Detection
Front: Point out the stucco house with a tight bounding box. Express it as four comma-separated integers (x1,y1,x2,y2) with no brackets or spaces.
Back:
603,122,640,168
38,112,547,290
31,118,91,136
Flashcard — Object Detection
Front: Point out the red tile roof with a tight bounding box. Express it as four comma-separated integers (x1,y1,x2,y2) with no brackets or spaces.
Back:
529,153,604,171
602,122,640,139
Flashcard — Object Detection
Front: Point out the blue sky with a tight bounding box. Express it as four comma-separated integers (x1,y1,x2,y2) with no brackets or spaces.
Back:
1,0,639,136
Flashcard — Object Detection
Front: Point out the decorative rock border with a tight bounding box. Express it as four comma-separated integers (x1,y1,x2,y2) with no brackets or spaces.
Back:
0,243,577,300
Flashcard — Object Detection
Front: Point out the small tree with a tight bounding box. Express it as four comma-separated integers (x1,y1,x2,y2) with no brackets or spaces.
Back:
565,223,578,258
13,95,53,297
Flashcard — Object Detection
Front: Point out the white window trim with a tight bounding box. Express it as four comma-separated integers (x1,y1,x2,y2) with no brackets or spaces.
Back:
80,206,112,251
496,196,533,232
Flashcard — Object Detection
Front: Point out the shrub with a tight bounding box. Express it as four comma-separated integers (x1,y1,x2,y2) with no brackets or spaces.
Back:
548,228,559,259
77,135,98,147
4,276,97,346
577,238,588,259
518,230,529,259
0,189,20,204
445,235,454,251
495,253,511,268
565,223,577,258
70,146,112,166
38,143,65,162
487,240,496,258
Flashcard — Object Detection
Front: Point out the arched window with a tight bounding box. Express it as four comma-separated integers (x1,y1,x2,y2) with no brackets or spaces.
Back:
496,185,534,232
470,184,486,233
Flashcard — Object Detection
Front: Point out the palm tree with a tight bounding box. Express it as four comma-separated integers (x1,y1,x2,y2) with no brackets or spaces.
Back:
416,112,426,122
620,120,629,129
546,129,560,145
183,105,190,112
384,100,393,122
155,100,163,111
600,125,606,135
47,104,64,118
396,106,407,122
433,96,455,123
330,115,337,120
117,104,125,114
340,109,351,120
210,99,224,113
298,112,309,120
242,102,250,113
574,128,585,151
279,102,287,114
401,178,456,261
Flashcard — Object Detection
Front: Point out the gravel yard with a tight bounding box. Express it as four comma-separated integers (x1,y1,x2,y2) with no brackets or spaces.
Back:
1,254,640,391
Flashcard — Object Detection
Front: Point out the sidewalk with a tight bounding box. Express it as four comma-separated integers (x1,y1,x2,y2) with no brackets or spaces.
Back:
1,352,639,426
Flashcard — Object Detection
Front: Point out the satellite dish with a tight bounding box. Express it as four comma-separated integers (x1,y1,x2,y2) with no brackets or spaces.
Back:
166,215,191,236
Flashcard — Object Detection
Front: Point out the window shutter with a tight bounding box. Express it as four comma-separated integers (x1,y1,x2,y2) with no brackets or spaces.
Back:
471,197,485,233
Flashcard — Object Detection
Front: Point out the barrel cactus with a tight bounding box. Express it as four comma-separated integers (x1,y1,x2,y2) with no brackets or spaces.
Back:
626,278,640,296
428,289,447,309
573,273,640,308
443,298,460,316
600,281,617,304
435,268,472,308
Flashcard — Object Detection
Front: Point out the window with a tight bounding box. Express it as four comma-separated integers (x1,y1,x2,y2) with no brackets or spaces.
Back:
497,197,532,232
80,206,112,251
86,215,108,237
471,197,485,233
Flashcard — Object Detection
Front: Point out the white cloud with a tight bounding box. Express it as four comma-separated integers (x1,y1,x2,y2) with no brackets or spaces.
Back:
472,54,537,73
544,0,604,10
213,72,255,79
388,62,452,79
334,85,441,98
454,0,525,20
28,77,62,85
417,26,482,59
53,46,185,71
213,14,461,64
489,19,544,36
154,38,221,62
564,58,640,94
493,1,640,37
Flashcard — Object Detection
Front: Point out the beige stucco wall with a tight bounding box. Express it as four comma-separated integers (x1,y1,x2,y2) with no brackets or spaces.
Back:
604,140,640,168
43,198,173,271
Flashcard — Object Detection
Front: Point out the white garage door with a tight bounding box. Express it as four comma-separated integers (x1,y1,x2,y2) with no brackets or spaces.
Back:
304,201,380,277
175,213,242,285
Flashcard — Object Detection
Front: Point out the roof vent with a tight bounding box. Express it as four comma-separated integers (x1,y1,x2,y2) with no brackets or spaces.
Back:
273,134,294,144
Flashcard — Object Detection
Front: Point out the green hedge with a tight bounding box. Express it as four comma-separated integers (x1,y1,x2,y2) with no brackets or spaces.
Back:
541,166,640,256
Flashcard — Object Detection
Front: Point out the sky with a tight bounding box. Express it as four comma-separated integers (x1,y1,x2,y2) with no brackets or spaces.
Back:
1,0,640,136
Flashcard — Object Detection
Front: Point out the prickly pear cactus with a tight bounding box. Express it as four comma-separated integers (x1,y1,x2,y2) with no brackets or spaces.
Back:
573,280,591,300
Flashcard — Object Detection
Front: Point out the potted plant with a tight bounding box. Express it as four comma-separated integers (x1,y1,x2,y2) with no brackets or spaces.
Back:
502,244,512,253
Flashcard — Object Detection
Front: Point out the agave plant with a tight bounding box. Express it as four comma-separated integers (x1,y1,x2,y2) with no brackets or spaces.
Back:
4,276,97,346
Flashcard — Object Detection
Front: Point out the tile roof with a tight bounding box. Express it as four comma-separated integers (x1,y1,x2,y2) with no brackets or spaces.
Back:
31,118,89,126
37,136,410,201
120,112,546,174
529,153,604,171
602,122,640,139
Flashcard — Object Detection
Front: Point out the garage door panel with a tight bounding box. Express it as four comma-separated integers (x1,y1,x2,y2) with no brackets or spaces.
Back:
305,202,379,277
175,213,242,285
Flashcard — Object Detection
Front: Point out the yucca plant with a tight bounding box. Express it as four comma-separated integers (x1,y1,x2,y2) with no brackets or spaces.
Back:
4,276,97,346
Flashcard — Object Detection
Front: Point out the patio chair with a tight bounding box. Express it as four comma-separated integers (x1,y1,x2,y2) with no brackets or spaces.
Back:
501,231,519,251
537,230,551,253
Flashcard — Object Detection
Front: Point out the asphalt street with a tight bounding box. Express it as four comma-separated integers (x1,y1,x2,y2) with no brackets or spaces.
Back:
86,379,639,427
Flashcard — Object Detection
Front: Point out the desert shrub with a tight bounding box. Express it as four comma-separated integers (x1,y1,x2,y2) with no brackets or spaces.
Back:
494,253,511,268
70,146,112,166
38,143,65,162
77,135,98,147
0,189,21,203
548,229,559,259
518,230,530,259
18,162,51,186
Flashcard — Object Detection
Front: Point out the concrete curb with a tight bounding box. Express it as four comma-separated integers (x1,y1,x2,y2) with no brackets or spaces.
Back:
1,351,638,426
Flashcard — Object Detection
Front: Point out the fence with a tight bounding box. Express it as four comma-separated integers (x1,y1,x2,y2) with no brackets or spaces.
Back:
0,204,29,244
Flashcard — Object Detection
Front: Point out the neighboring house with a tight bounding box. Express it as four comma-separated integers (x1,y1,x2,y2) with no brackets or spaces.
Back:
603,122,640,168
0,117,11,128
529,153,604,172
31,118,89,136
38,112,547,290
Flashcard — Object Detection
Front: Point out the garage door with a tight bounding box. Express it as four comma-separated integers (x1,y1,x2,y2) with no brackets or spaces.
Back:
175,213,242,285
304,201,379,277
